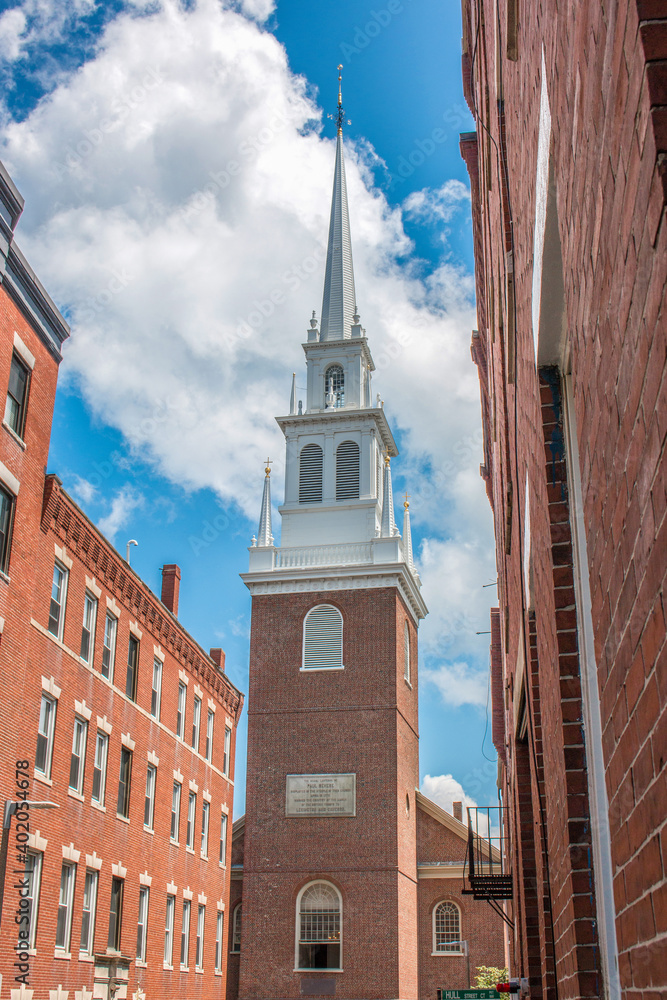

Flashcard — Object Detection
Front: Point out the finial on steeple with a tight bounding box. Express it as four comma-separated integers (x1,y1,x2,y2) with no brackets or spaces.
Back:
257,459,274,547
336,64,344,133
380,454,398,537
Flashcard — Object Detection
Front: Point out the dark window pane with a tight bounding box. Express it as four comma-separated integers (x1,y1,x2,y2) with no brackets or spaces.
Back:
126,637,138,700
108,877,123,950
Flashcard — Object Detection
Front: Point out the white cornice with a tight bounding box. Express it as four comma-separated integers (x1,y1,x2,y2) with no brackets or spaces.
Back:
276,406,398,457
241,561,428,622
301,336,375,371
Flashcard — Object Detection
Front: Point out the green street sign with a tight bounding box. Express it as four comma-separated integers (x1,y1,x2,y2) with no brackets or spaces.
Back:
440,991,501,999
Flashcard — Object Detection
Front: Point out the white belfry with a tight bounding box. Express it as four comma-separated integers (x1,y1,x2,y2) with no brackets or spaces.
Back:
257,460,274,547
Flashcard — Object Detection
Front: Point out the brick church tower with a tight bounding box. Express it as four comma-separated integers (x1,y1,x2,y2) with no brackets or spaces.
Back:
238,74,428,1000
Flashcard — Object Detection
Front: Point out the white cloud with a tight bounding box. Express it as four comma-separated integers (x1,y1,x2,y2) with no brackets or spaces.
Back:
2,0,495,708
420,773,477,815
0,0,95,63
403,179,470,224
69,474,98,506
97,485,144,540
422,661,488,709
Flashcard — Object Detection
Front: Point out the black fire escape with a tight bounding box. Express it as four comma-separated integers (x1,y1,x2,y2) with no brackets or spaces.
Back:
462,805,514,928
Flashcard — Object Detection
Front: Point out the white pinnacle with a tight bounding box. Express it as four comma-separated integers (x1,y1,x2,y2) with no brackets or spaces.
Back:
380,457,398,537
402,496,414,569
257,461,274,547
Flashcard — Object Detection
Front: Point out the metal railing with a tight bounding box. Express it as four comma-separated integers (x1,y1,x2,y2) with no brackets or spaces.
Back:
462,805,513,902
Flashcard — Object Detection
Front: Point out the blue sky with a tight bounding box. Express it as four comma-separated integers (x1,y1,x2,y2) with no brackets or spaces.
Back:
0,0,498,818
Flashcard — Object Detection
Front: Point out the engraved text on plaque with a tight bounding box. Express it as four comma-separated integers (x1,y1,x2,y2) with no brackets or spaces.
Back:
285,774,356,817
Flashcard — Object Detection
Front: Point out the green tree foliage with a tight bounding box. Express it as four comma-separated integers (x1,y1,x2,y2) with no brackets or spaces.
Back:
475,966,508,987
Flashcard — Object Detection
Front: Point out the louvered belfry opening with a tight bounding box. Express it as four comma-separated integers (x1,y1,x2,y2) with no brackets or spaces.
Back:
303,604,343,670
326,364,345,407
336,440,360,500
299,443,324,503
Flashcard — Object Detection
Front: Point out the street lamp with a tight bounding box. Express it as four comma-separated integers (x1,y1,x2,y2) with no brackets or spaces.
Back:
0,800,59,921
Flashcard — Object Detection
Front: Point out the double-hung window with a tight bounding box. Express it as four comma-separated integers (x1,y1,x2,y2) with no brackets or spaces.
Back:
91,731,108,806
108,877,124,952
136,886,149,962
126,636,139,701
171,782,181,842
192,695,201,751
176,682,186,739
55,862,77,953
201,800,210,857
117,747,132,818
195,905,205,970
80,592,97,664
79,869,98,956
5,352,30,437
101,613,117,681
24,850,42,949
35,693,57,778
205,709,214,762
186,791,196,850
180,899,191,969
48,562,68,640
231,903,241,953
215,910,224,973
219,812,227,866
0,484,14,575
151,658,162,720
164,895,175,966
223,726,231,776
144,764,157,830
68,716,87,794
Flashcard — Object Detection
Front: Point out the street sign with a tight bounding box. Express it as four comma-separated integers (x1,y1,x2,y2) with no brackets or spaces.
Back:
439,991,501,999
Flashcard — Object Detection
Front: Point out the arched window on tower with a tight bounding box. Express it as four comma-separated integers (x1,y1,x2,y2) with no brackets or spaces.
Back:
299,444,323,503
432,900,462,954
303,605,343,671
336,440,360,500
231,902,242,953
404,621,411,684
325,365,345,408
296,881,342,970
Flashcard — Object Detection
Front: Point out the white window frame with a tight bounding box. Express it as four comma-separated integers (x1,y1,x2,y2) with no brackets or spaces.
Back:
186,791,196,850
79,869,98,957
92,731,108,806
231,902,241,954
432,899,463,955
69,715,88,795
144,763,157,831
201,800,210,857
55,861,77,954
302,604,344,672
164,894,175,967
219,811,227,866
171,782,181,843
195,904,205,970
80,591,97,664
36,692,57,779
192,695,201,751
117,747,132,819
222,726,231,776
176,682,186,739
151,658,162,720
205,708,214,762
180,898,191,969
295,880,342,972
107,876,124,952
215,909,224,972
48,561,68,640
101,612,117,681
126,635,139,702
25,849,43,950
137,885,149,963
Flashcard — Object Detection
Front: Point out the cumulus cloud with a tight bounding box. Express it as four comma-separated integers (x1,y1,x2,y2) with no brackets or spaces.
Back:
420,773,477,815
1,0,495,708
97,485,144,540
0,0,95,63
403,179,470,224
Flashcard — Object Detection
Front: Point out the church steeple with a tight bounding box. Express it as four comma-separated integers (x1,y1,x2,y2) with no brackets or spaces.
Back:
256,459,273,547
320,67,357,342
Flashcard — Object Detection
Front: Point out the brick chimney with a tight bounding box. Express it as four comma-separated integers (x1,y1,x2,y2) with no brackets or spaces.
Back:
452,801,463,823
161,564,181,616
210,648,226,672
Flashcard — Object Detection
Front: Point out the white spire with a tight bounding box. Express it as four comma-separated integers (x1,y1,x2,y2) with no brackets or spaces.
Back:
320,67,356,342
289,373,296,414
402,494,414,569
380,455,398,537
257,459,274,547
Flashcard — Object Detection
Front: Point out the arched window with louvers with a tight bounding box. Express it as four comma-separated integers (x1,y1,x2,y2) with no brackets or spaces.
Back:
302,604,344,671
299,444,323,503
336,440,360,501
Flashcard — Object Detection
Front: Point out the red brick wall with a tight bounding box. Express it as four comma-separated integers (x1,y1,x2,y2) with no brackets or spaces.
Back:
239,586,419,1000
462,0,666,996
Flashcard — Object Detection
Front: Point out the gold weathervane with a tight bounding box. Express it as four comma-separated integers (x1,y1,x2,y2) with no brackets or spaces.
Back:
328,64,351,133
403,491,410,509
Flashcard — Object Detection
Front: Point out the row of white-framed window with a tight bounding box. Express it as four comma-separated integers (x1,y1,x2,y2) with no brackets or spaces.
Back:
299,441,360,503
302,605,412,680
228,888,462,966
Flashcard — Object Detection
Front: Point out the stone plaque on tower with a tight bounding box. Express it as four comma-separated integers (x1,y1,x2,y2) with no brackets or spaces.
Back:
285,773,356,817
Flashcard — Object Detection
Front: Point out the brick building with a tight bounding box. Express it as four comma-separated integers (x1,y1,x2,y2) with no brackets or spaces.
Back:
459,2,666,998
0,159,243,998
228,86,505,1000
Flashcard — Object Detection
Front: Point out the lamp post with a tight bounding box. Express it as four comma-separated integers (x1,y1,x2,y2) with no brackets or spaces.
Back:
0,800,59,922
